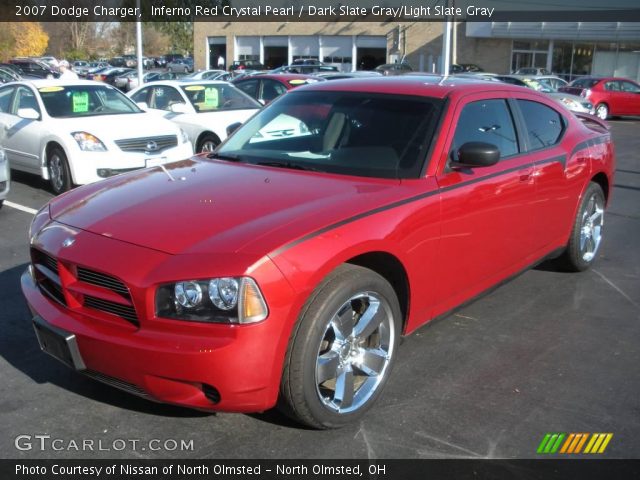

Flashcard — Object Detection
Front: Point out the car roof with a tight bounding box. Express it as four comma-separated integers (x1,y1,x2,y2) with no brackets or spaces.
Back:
235,73,320,81
297,75,533,99
10,79,120,89
133,80,230,88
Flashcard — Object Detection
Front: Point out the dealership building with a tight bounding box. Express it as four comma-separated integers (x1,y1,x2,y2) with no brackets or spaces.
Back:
194,21,640,80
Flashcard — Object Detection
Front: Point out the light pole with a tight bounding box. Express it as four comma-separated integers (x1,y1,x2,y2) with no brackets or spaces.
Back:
136,0,144,85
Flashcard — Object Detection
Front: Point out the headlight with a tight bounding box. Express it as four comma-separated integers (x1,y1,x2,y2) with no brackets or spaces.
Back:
561,98,579,109
179,128,189,144
72,132,107,151
156,276,268,324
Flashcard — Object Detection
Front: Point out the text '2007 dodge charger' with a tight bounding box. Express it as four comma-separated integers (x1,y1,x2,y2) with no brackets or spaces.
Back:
22,76,614,428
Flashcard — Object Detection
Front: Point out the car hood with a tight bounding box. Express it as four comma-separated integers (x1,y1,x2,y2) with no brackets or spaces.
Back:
48,157,405,256
51,113,177,140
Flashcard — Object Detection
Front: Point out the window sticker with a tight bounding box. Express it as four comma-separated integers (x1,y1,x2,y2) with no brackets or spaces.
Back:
204,87,219,107
72,91,89,113
38,86,64,93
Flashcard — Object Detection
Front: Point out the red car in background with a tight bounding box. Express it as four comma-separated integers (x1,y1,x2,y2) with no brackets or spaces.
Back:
23,77,614,429
232,73,322,104
560,76,640,120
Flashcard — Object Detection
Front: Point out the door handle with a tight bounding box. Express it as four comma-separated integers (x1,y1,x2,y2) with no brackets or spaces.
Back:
518,168,533,181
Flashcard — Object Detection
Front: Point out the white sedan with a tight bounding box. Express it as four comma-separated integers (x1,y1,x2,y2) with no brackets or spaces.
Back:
0,147,9,209
0,80,193,194
128,80,260,152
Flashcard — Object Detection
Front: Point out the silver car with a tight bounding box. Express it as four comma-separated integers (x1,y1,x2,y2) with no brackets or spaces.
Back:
0,147,9,210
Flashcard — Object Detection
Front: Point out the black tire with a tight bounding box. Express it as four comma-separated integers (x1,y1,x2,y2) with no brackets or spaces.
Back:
48,146,72,195
0,199,4,210
279,264,401,429
559,182,605,272
197,134,220,153
595,103,609,120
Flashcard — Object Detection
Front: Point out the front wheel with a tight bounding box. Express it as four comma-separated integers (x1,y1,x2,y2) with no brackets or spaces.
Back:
279,264,401,429
197,134,219,153
560,182,605,271
48,147,72,195
595,103,609,120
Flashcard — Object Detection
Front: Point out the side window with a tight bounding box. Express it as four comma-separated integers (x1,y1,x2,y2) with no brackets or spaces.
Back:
604,81,620,91
0,87,15,113
236,79,258,99
452,99,518,159
130,87,150,104
517,100,564,151
148,86,184,111
260,80,287,103
13,87,40,115
620,81,640,93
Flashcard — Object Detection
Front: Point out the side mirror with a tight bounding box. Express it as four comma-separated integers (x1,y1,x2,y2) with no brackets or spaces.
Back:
136,102,149,110
169,103,188,114
17,108,40,120
226,122,242,136
258,99,266,106
451,142,500,169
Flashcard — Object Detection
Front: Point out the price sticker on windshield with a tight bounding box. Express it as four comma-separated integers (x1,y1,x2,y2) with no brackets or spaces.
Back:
204,87,219,107
72,92,89,113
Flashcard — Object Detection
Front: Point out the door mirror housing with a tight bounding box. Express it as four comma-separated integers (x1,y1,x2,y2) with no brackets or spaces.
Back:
451,142,500,169
17,108,40,120
226,122,242,136
169,102,188,114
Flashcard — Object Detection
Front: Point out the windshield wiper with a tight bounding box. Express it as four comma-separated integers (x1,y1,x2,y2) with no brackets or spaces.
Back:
207,152,241,162
256,161,317,171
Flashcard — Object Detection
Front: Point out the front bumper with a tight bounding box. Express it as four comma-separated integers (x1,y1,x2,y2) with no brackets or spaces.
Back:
69,141,194,186
22,268,282,412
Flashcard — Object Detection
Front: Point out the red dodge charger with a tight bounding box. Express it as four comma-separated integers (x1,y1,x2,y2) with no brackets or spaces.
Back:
22,76,615,428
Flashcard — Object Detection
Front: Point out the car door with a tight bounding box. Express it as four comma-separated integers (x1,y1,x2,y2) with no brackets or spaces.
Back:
619,80,640,115
602,81,625,115
433,94,535,313
512,97,580,253
1,85,43,171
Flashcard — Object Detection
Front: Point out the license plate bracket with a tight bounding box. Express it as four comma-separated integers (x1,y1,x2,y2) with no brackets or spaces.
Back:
32,316,86,370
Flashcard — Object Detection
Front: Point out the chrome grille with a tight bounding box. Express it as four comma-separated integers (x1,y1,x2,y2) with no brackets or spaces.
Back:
83,370,150,398
115,135,178,153
77,267,130,297
84,295,139,325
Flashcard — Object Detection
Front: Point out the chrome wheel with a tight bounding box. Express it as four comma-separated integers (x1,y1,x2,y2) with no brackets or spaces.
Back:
595,104,608,120
579,192,604,262
49,153,64,192
315,291,395,414
200,140,217,153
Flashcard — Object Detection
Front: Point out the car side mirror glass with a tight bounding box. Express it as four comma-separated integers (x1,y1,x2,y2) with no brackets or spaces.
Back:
451,142,500,168
226,122,242,136
17,108,40,120
169,103,187,114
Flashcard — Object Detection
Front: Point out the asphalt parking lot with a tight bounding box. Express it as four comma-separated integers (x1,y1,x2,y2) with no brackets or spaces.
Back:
1,120,639,460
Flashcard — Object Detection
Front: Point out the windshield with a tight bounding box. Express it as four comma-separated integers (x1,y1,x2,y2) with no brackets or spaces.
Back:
180,84,260,112
218,91,442,179
39,84,142,118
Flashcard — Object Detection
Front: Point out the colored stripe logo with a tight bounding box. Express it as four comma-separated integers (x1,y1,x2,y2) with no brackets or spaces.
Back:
537,433,613,454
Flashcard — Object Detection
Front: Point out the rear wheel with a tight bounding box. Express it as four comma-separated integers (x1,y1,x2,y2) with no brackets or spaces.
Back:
595,103,609,120
48,147,72,195
279,264,401,429
560,182,605,271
